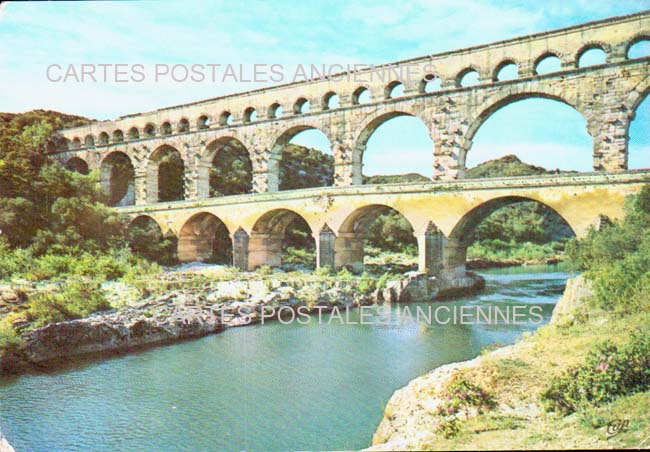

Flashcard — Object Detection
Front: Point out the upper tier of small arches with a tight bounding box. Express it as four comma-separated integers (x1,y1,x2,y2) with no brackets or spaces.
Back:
62,33,650,151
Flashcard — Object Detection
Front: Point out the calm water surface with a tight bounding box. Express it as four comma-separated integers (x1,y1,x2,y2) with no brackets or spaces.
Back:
0,265,569,451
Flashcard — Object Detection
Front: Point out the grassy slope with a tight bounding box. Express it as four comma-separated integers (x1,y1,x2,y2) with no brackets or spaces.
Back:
420,312,650,450
371,286,650,450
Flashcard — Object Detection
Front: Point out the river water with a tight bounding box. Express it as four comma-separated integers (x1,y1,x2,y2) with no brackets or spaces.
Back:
0,265,569,452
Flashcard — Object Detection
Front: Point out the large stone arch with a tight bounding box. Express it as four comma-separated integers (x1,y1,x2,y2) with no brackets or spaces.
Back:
248,208,314,269
271,124,335,191
350,106,434,184
458,90,589,174
197,136,253,198
127,214,178,264
445,195,577,276
178,212,232,263
146,144,185,203
100,151,135,206
334,203,418,272
64,156,89,175
623,74,650,169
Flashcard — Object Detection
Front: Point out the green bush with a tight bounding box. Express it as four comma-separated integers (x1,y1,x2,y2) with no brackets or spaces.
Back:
437,375,495,418
27,280,111,328
566,185,650,314
357,272,375,293
0,318,22,350
541,327,650,414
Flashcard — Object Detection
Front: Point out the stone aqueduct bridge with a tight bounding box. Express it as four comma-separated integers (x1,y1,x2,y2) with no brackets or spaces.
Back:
54,11,650,275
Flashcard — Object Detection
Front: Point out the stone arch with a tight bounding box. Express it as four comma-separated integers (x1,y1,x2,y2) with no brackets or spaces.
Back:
626,34,650,59
129,214,166,236
533,51,563,75
460,90,587,173
100,151,135,206
146,144,185,203
71,137,81,149
112,130,124,143
419,74,440,93
352,107,433,182
271,124,334,191
98,132,109,145
624,74,650,169
625,74,650,113
198,136,253,198
492,59,519,81
456,66,481,87
65,156,89,175
293,97,309,114
335,204,417,272
84,134,95,147
218,111,232,126
127,214,178,265
177,118,190,133
268,102,283,119
575,42,609,67
322,91,339,110
243,107,257,123
197,115,210,129
385,80,404,99
178,212,232,263
144,123,156,137
446,195,576,275
160,121,172,136
127,127,140,140
352,86,371,105
249,208,314,269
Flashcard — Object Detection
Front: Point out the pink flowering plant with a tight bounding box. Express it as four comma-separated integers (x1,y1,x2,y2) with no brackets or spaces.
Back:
436,375,495,420
541,327,650,414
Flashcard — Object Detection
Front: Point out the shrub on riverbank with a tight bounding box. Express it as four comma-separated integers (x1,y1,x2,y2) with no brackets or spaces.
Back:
0,240,161,282
541,327,650,414
467,239,565,263
566,184,650,314
26,280,111,328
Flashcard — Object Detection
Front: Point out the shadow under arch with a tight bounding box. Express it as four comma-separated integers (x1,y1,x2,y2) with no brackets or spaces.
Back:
446,196,576,275
249,208,314,269
178,212,232,264
460,92,590,174
100,151,135,206
128,215,178,266
199,136,253,198
64,157,89,175
335,204,417,273
147,144,185,203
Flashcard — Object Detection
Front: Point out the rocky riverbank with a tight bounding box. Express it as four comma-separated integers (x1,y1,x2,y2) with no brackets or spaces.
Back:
365,275,595,451
0,431,15,452
0,268,484,374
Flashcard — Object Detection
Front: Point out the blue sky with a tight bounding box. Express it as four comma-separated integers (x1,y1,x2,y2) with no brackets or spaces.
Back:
0,0,648,175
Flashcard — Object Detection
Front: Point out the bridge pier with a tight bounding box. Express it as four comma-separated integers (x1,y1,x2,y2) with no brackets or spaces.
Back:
178,234,215,262
232,228,249,270
442,238,469,279
416,222,445,276
316,224,336,270
247,232,284,269
334,232,365,273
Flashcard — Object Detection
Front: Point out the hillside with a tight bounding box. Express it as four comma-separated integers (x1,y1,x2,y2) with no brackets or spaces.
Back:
465,154,550,178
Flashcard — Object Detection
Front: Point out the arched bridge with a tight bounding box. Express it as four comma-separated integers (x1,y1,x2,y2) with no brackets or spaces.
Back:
53,11,650,276
118,171,649,276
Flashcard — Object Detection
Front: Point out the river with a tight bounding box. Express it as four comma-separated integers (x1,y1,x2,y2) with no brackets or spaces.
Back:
0,264,569,451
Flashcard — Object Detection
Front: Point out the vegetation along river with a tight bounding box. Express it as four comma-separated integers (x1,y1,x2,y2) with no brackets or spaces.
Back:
0,264,569,451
